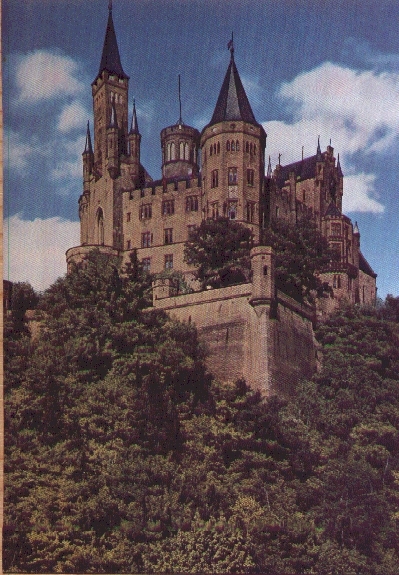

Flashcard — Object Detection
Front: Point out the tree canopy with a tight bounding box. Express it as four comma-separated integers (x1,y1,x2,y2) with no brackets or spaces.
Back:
5,251,399,574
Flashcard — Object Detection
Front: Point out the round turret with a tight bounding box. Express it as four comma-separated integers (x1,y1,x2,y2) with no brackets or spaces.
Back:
161,123,200,179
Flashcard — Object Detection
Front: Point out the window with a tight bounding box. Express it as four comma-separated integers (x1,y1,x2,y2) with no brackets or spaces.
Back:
245,141,249,153
211,170,219,188
228,167,238,185
226,141,230,151
236,140,240,151
127,212,131,222
185,142,190,160
217,142,220,154
254,144,257,155
247,169,254,186
141,231,152,248
276,206,279,218
141,189,145,198
228,201,238,220
164,228,173,244
211,202,219,219
165,254,173,269
162,200,175,215
210,145,213,156
331,223,341,236
127,239,131,250
139,204,152,219
186,195,198,212
231,140,235,152
246,201,256,223
142,257,151,272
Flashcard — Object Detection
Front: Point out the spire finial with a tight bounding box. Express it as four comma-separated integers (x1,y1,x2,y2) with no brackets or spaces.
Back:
278,152,282,166
84,120,93,154
267,155,272,178
316,135,322,160
130,98,139,134
108,0,112,12
227,32,234,60
178,74,183,125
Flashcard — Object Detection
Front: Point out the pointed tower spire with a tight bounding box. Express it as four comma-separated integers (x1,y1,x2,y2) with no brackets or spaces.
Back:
84,121,93,154
316,136,322,160
97,1,128,80
267,155,272,178
130,99,139,134
178,74,183,125
208,44,258,127
353,221,360,235
337,153,343,177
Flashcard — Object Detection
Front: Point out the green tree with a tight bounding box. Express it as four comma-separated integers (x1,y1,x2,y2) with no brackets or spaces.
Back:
184,217,253,289
262,217,339,301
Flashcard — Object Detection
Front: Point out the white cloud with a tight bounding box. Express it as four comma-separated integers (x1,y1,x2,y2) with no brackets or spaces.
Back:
58,101,90,133
16,49,84,103
51,135,85,184
3,214,80,292
263,62,399,214
5,130,52,175
342,173,384,214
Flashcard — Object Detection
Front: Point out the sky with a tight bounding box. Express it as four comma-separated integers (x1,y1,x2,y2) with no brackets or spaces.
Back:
3,0,399,297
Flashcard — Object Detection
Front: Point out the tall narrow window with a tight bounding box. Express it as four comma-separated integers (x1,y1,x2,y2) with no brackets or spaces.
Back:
186,196,198,212
127,212,131,222
211,202,219,219
162,200,175,215
246,201,256,223
228,201,238,220
164,228,173,244
142,257,151,272
226,141,230,151
171,142,175,160
97,208,104,246
141,231,152,248
228,167,238,185
217,142,220,154
236,140,240,151
185,142,189,160
247,169,254,186
211,170,219,188
180,141,184,159
165,254,173,269
231,140,235,152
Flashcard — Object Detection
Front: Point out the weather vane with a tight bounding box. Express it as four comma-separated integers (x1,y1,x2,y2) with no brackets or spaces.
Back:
227,32,234,58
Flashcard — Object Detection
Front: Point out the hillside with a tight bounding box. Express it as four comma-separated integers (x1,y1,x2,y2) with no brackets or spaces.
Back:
4,252,399,574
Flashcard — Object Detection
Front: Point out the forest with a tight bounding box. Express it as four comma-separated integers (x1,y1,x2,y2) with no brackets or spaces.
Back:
4,243,399,574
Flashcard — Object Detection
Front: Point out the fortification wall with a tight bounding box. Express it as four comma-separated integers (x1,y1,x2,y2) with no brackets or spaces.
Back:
153,250,317,396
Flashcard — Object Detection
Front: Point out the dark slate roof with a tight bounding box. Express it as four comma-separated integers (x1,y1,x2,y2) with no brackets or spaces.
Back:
97,8,128,80
359,252,377,278
275,155,318,187
208,57,258,126
324,202,341,217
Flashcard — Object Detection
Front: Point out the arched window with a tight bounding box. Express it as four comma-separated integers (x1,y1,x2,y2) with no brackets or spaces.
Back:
246,141,249,153
97,208,104,246
226,141,230,151
185,142,189,160
254,144,257,155
180,141,184,159
167,143,171,161
210,145,213,156
231,140,235,151
236,140,240,151
250,143,253,154
171,142,175,160
217,142,220,154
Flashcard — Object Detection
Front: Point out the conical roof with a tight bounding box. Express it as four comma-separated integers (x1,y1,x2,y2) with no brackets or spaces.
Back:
96,6,128,81
208,56,257,126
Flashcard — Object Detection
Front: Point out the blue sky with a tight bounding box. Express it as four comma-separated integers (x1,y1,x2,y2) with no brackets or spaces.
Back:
3,0,399,296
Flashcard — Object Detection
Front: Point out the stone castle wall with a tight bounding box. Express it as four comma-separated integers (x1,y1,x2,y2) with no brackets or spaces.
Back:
153,247,317,396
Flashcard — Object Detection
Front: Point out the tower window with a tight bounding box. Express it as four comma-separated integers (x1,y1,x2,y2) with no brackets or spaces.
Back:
180,141,184,159
162,199,175,215
210,145,213,156
231,140,235,151
217,142,220,154
254,145,257,155
127,240,131,250
141,231,152,248
228,167,238,185
186,195,198,212
165,254,173,269
246,141,249,153
211,201,219,219
226,141,230,151
236,140,240,151
211,169,219,188
247,169,254,186
228,201,238,220
331,223,341,236
140,204,152,219
142,257,151,272
185,142,190,160
127,212,131,222
164,228,173,244
246,201,256,223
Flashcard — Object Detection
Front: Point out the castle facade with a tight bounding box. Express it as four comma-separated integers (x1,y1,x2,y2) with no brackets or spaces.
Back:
66,4,377,316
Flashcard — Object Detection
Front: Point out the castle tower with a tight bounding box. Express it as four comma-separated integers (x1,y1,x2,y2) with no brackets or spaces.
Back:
200,42,267,240
160,77,200,180
91,1,129,174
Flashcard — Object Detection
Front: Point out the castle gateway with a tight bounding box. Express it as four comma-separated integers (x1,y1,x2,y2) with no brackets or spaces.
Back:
66,4,377,394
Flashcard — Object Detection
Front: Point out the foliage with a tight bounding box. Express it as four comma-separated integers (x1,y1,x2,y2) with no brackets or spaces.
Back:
184,217,253,289
262,217,339,301
5,257,399,573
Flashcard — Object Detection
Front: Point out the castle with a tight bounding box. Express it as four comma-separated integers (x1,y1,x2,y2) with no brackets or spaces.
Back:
66,4,377,394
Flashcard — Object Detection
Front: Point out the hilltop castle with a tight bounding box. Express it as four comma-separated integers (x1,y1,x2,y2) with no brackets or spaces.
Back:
66,4,377,393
